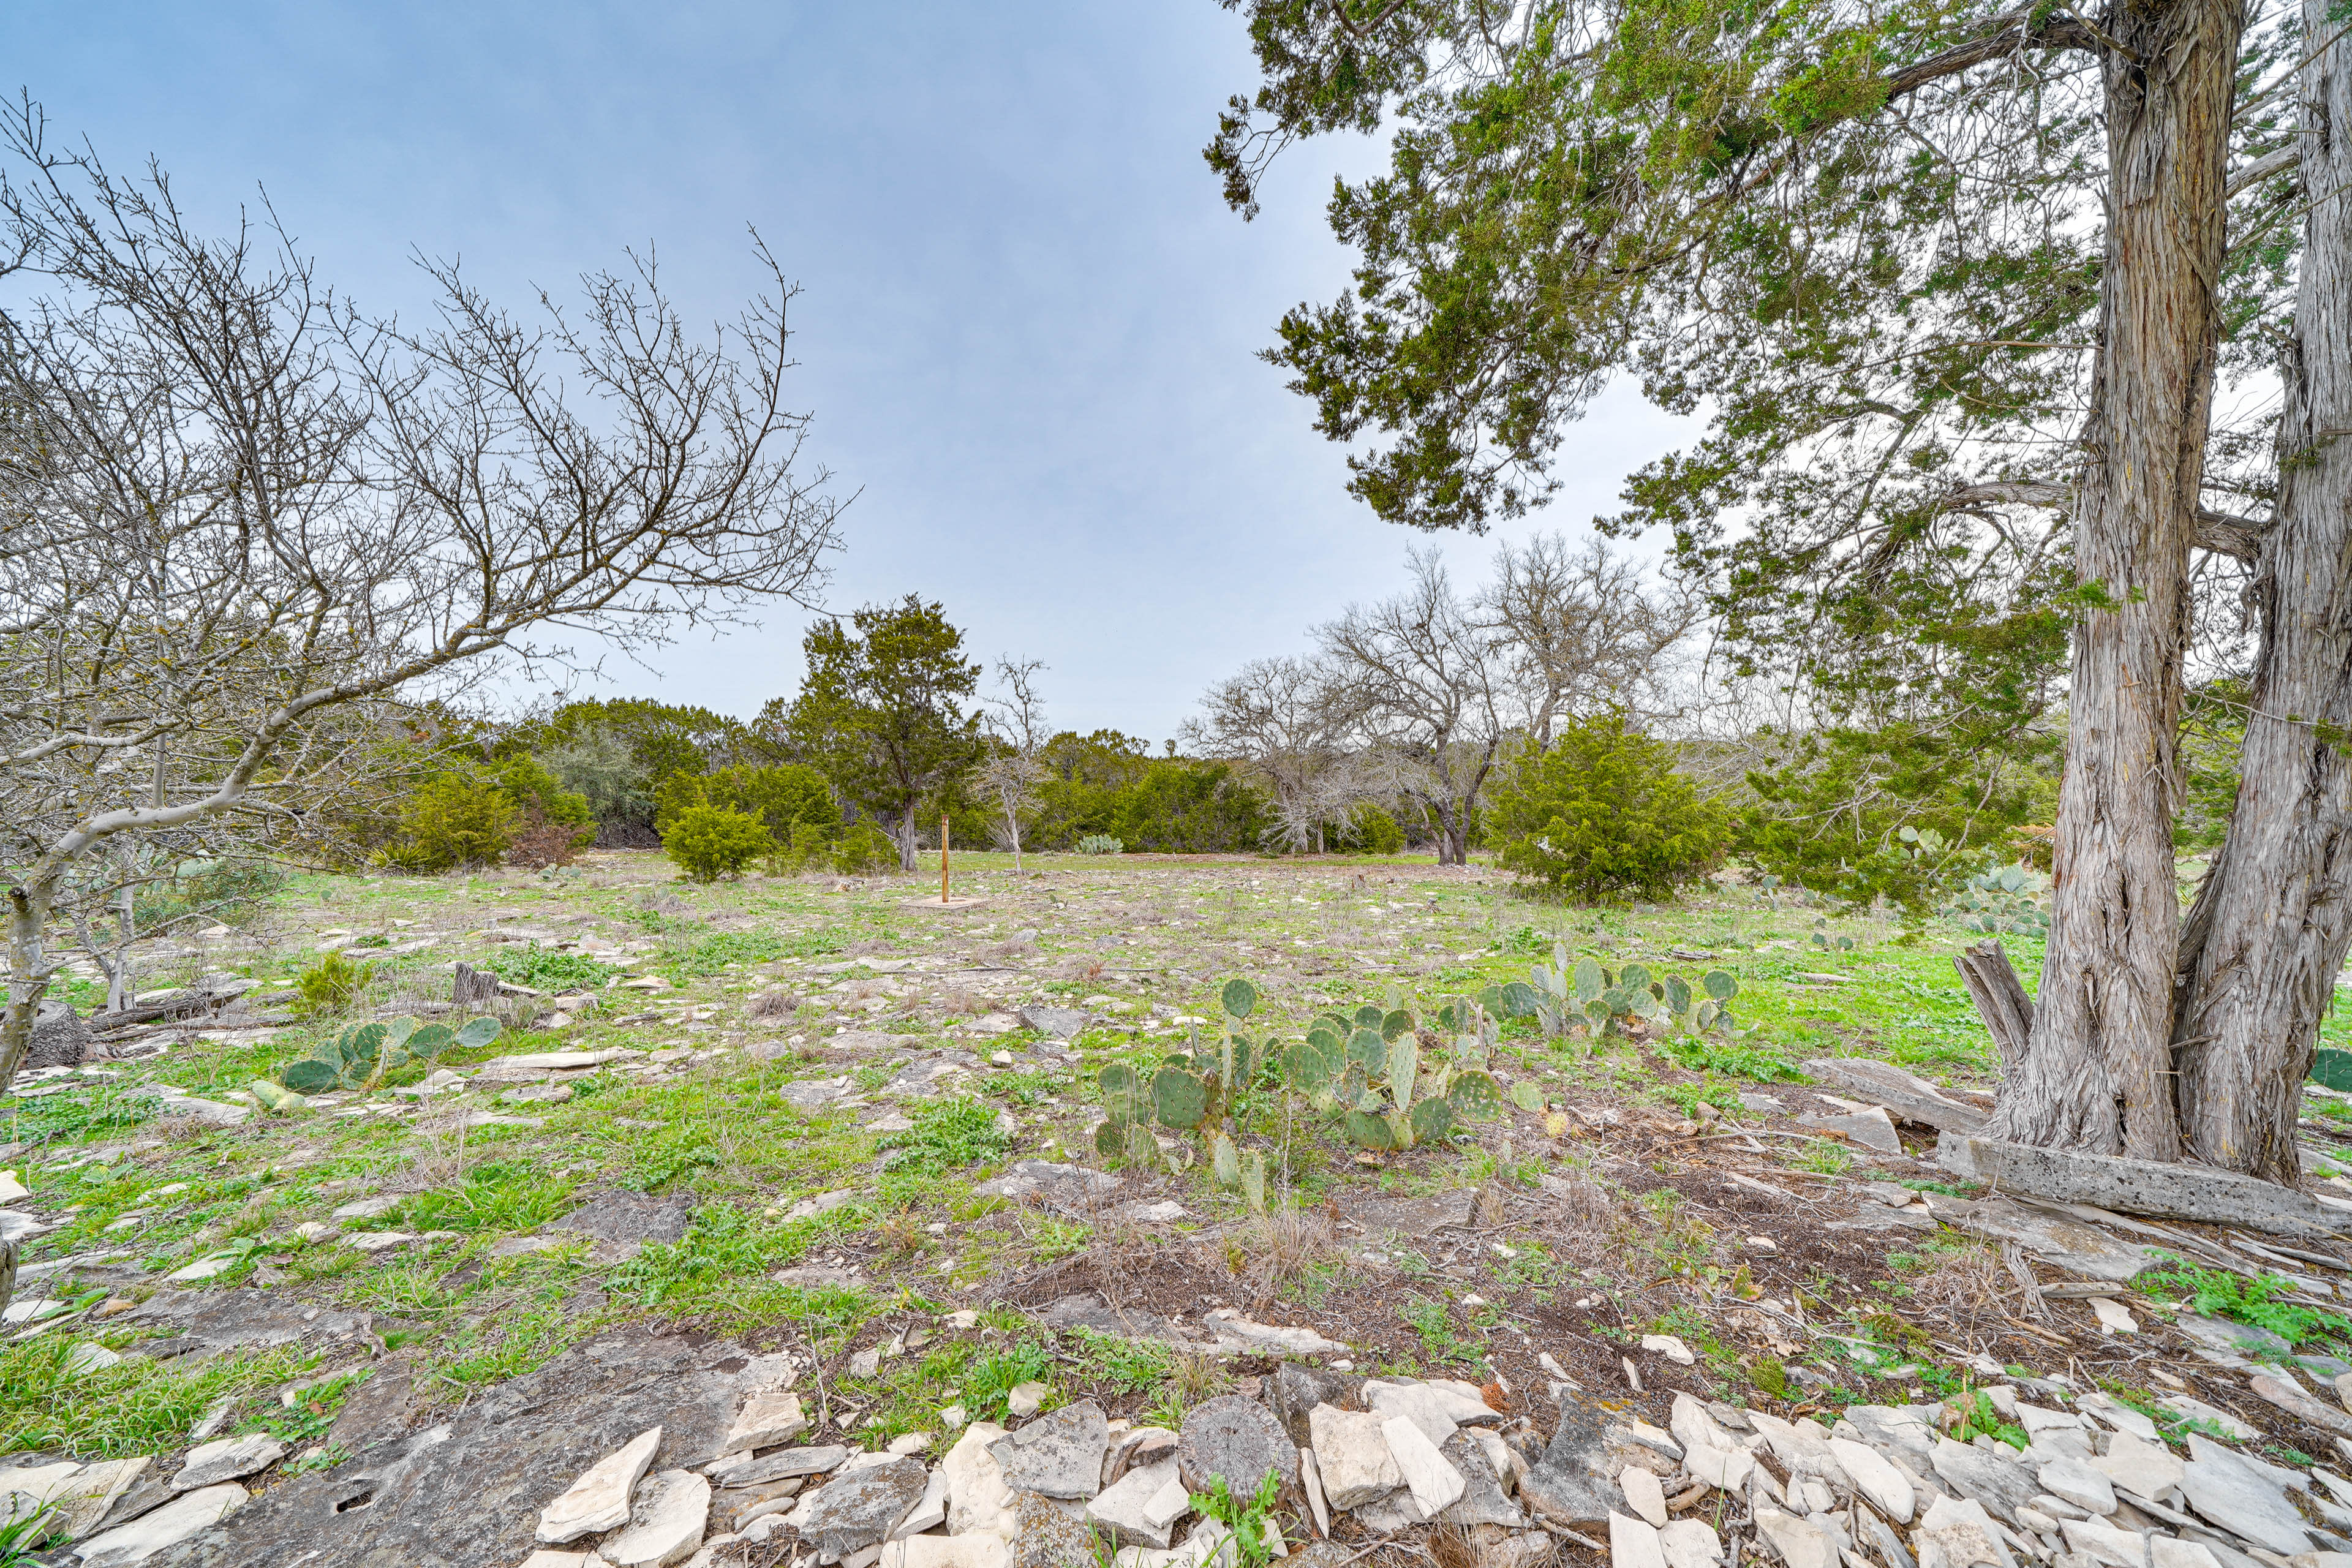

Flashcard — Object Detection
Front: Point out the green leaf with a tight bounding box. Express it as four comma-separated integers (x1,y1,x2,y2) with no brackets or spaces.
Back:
381,1018,419,1054
2313,1049,2352,1092
1221,978,1259,1019
1346,1028,1389,1076
1572,957,1606,1001
1381,1008,1414,1042
1664,975,1693,1014
1703,970,1739,1001
406,1023,456,1057
454,1017,503,1048
1509,1080,1545,1112
1447,1071,1504,1118
281,1060,340,1095
1095,1118,1129,1157
1353,1005,1386,1029
1208,1132,1243,1190
1100,1062,1148,1121
1387,1032,1421,1102
1242,1150,1266,1215
1497,981,1540,1018
1282,1039,1336,1095
1343,1110,1393,1150
1409,1096,1455,1145
1619,963,1651,992
1125,1123,1159,1166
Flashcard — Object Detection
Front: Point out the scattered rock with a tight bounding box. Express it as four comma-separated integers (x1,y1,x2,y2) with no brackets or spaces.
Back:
173,1434,286,1491
1518,1392,1623,1528
539,1426,665,1544
711,1445,849,1488
1087,1457,1190,1548
74,1481,247,1566
1308,1404,1400,1509
600,1468,710,1568
1200,1311,1349,1359
1754,1507,1839,1568
1267,1364,1364,1448
725,1389,809,1453
1621,1463,1670,1527
2037,1457,2116,1517
1613,1512,1671,1568
1438,1430,1523,1531
1640,1335,1697,1367
800,1455,929,1562
1660,1519,1725,1568
1177,1395,1298,1499
1830,1437,1916,1524
1383,1417,1466,1516
780,1076,854,1111
884,1536,1012,1568
1798,1107,1903,1153
1017,1005,1087,1039
2178,1436,2316,1555
2089,1430,2184,1504
974,1162,1120,1208
1006,1381,1052,1420
943,1422,1016,1536
1928,1438,2038,1526
1801,1059,1988,1133
1910,1494,2011,1568
989,1400,1109,1499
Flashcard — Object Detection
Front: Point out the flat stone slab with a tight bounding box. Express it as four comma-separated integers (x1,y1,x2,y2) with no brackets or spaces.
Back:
1939,1133,2352,1238
989,1400,1109,1499
1922,1194,2152,1281
975,1161,1121,1208
146,1327,765,1567
801,1455,929,1561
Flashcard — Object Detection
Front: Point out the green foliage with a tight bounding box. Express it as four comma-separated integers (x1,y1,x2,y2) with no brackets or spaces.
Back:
493,755,595,832
522,698,771,834
655,763,837,839
1093,976,1281,1167
278,1015,500,1095
1486,714,1727,902
831,820,897,875
767,597,984,864
383,772,521,872
664,804,777,882
1948,1389,2029,1450
1017,731,1272,853
1076,835,1125,856
295,949,375,1014
1507,944,1738,1043
1275,996,1501,1152
2177,680,2249,853
2137,1256,2352,1349
1188,1472,1284,1568
668,930,793,976
2311,1049,2352,1091
879,1098,1012,1174
1334,805,1405,854
960,1342,1056,1425
132,859,289,933
0,1336,312,1458
487,944,617,992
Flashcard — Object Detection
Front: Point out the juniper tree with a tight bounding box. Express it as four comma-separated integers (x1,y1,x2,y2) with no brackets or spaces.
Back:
1208,0,2319,1173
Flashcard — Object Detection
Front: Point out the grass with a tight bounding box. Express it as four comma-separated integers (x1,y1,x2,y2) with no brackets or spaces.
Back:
2136,1254,2352,1349
0,1338,315,1458
879,1099,1012,1175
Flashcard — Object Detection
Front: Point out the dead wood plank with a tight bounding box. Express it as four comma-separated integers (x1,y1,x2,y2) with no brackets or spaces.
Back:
1939,1133,2352,1238
1802,1057,1991,1134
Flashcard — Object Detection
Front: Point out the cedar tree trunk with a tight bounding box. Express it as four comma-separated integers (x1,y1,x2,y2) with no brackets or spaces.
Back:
1992,0,2244,1159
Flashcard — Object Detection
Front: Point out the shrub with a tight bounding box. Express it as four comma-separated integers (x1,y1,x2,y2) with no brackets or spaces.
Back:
654,763,837,839
664,805,776,882
1485,711,1727,902
297,949,375,1014
1337,806,1404,855
494,755,595,832
1076,835,1123,855
770,819,835,874
385,774,519,871
508,816,588,870
831,821,895,875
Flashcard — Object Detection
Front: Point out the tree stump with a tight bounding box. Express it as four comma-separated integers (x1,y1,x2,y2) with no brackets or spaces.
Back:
453,963,503,1008
1954,940,2035,1074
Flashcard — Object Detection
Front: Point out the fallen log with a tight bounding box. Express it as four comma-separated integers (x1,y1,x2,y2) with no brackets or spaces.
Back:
1939,1133,2352,1238
1802,1057,1991,1134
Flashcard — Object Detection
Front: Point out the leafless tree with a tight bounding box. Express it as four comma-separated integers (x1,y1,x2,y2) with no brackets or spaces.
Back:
975,657,1049,871
0,105,844,1114
1180,654,1363,853
1481,532,1702,741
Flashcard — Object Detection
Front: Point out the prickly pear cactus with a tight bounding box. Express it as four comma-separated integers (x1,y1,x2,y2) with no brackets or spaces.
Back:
278,1014,499,1095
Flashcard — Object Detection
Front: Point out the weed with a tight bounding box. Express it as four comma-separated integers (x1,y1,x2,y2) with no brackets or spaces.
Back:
400,1164,576,1233
2,1084,156,1145
1947,1389,2028,1449
296,949,375,1014
1399,1297,1489,1370
666,931,794,978
488,945,617,991
0,1501,59,1564
1189,1472,1284,1568
1064,1327,1175,1393
0,1338,311,1457
879,1099,1011,1175
1662,1036,1803,1081
1790,1141,1855,1177
962,1342,1055,1423
429,1303,584,1395
239,1369,371,1444
2136,1254,2352,1348
628,1138,723,1193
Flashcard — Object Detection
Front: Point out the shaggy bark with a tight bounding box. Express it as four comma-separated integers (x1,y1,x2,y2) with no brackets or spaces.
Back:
1991,0,2245,1161
2168,0,2352,1185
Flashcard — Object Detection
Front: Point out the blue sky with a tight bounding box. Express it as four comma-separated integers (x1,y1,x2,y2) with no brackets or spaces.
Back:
6,1,1690,743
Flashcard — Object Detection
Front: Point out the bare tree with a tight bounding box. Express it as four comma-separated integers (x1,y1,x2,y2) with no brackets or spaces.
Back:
1482,532,1701,742
1317,551,1513,866
0,108,844,1111
975,657,1049,872
1180,654,1362,853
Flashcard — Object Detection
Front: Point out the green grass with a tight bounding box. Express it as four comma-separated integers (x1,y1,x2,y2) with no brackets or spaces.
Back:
2136,1254,2352,1349
0,1338,315,1458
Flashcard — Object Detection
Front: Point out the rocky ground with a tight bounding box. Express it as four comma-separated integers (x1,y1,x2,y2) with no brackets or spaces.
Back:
3,850,2351,1567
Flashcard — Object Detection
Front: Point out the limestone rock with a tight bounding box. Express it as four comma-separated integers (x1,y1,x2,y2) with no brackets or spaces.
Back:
1518,1392,1625,1528
892,1468,951,1539
974,1161,1120,1207
710,1445,848,1488
2179,1437,2317,1555
1175,1395,1297,1499
1006,1382,1051,1420
1910,1494,2013,1568
801,1456,929,1563
1612,1512,1670,1568
1362,1382,1464,1446
1830,1437,1916,1524
1010,1490,1103,1568
2089,1431,2184,1504
725,1389,809,1453
944,1421,1016,1536
1755,1506,1839,1568
1305,1404,1399,1509
1928,1438,2037,1526
883,1535,1013,1568
1640,1335,1697,1366
76,1481,246,1566
1659,1519,1725,1568
1298,1449,1331,1537
1088,1457,1189,1548
173,1434,287,1491
1621,1464,1668,1527
1382,1417,1465,1517
539,1427,663,1544
1268,1365,1362,1448
1437,1430,1523,1530
989,1400,1109,1499
601,1468,710,1568
2036,1458,2116,1517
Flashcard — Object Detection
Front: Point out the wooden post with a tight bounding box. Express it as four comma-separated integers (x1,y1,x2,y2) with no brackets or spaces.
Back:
941,813,951,903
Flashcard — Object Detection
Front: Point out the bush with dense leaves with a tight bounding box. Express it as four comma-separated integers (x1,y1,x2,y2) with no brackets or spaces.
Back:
384,773,520,871
830,820,895,875
1485,712,1726,902
664,804,776,881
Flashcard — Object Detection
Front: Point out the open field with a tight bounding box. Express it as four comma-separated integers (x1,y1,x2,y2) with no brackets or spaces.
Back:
6,851,2351,1563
